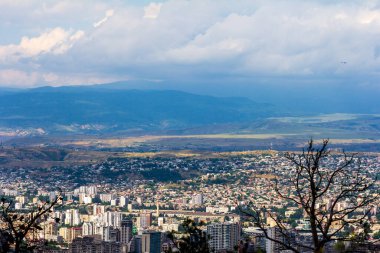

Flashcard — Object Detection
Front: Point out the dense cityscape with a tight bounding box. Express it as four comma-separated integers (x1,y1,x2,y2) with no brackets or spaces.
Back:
1,150,379,252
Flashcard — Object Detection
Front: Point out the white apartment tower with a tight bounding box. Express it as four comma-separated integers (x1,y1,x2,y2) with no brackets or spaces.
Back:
207,222,241,252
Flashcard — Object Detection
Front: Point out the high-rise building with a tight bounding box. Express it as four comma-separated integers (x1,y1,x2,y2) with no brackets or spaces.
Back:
139,212,152,229
40,221,58,240
65,209,81,226
77,185,97,195
265,227,296,253
102,211,122,227
59,227,82,243
83,222,94,236
120,218,133,244
100,193,114,202
64,211,72,225
79,186,87,193
134,231,162,253
93,204,105,215
192,193,204,205
87,186,97,195
70,227,83,242
103,226,120,242
119,196,128,207
207,222,241,252
59,227,72,242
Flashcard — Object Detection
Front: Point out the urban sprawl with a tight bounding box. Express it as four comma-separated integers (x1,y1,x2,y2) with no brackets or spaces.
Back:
1,151,379,253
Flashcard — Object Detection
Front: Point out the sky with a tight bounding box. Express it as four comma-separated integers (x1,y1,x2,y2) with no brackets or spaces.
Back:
1,0,380,89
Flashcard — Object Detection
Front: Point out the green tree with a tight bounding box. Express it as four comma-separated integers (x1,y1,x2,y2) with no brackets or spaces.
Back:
373,230,380,240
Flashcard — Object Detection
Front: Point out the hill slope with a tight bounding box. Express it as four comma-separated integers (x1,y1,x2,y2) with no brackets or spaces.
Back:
0,86,273,134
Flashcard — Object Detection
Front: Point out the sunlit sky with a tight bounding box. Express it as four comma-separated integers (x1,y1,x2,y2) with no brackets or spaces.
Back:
1,0,380,88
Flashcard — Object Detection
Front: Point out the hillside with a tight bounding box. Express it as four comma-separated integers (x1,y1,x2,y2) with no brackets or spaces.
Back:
0,86,273,135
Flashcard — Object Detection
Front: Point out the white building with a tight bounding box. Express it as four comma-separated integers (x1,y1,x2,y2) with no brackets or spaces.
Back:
119,196,128,207
207,222,241,251
102,211,122,227
82,222,94,236
191,193,204,205
100,193,114,202
64,209,81,226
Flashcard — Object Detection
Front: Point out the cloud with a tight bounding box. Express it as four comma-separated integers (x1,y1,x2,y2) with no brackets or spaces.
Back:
0,27,84,64
0,69,40,88
143,3,162,19
1,0,380,87
164,1,380,76
0,68,127,87
40,72,126,86
93,9,114,28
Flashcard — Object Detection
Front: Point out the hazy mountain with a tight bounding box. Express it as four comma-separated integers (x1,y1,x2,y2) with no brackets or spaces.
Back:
88,80,380,114
0,86,274,134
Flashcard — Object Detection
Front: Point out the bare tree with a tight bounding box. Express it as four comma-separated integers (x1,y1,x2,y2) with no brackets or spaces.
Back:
0,194,62,253
241,139,378,253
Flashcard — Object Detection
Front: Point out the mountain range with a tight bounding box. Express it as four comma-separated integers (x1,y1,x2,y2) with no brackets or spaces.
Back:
0,85,274,135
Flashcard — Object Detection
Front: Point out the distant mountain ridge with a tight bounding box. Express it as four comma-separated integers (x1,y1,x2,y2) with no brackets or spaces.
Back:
0,85,274,135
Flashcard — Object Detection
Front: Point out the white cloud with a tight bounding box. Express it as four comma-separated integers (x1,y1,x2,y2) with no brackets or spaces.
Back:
93,9,114,28
0,27,84,64
144,3,162,19
0,68,128,88
151,1,380,76
357,10,380,24
1,0,380,87
40,72,126,86
0,69,40,87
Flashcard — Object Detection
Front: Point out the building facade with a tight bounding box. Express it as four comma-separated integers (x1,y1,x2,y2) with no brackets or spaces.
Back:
207,222,241,252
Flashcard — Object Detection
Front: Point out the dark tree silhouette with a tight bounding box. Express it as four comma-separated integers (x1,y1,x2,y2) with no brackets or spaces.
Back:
0,194,62,253
241,139,378,253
